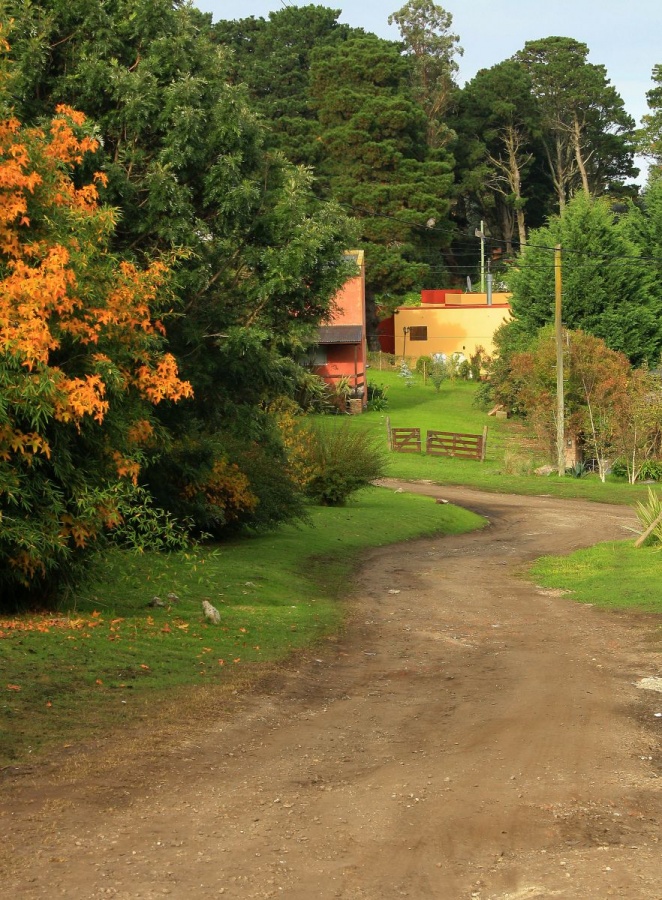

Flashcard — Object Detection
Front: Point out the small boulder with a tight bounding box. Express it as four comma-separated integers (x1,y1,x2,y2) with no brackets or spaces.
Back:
202,600,221,625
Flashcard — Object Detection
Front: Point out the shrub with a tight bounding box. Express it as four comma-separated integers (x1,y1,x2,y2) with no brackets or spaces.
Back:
147,427,306,536
294,370,334,413
367,383,389,411
613,458,662,483
428,360,447,392
398,360,415,387
415,355,433,374
0,105,191,609
303,422,387,506
638,459,662,482
457,359,472,380
632,487,662,546
108,484,192,551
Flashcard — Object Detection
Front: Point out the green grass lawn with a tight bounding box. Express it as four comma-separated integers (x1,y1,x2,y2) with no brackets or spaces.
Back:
0,487,482,765
529,541,662,614
362,370,654,505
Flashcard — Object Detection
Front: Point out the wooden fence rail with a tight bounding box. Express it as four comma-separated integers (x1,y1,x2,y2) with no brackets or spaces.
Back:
390,427,422,453
426,427,487,461
387,418,488,461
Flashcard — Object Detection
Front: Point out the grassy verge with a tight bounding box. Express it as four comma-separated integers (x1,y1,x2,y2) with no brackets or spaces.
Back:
363,372,654,504
0,486,483,766
529,542,662,615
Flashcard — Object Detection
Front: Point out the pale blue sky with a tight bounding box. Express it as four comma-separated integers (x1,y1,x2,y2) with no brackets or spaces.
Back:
196,1,660,181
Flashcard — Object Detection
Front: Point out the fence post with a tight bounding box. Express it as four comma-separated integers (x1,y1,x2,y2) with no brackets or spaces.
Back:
386,416,392,450
481,425,488,462
423,360,427,385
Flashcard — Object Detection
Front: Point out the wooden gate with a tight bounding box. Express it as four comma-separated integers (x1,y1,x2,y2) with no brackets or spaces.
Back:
391,427,422,453
426,427,487,461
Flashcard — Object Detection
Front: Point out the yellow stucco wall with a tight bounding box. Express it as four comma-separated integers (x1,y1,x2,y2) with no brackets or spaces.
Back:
394,299,511,359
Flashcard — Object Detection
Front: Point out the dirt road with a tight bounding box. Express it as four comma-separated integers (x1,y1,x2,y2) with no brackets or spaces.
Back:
1,485,661,899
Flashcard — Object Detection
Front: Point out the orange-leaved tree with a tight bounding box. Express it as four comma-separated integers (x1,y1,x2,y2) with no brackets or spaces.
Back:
0,96,192,608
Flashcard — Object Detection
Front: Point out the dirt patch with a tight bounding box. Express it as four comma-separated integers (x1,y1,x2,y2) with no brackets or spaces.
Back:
0,485,660,899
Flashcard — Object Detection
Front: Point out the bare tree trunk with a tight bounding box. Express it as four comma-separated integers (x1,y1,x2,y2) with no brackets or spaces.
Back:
486,125,531,249
505,127,528,247
496,196,515,254
573,114,591,195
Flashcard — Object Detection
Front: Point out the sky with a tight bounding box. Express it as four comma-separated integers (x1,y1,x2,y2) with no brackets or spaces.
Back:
195,0,661,180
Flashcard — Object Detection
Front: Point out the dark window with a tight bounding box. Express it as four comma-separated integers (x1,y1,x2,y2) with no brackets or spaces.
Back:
409,326,428,341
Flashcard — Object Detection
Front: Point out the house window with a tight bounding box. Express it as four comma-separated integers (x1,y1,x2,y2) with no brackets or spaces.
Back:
308,347,327,366
408,326,428,341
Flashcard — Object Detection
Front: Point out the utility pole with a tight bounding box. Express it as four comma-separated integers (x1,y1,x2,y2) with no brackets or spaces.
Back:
555,245,564,477
475,223,486,293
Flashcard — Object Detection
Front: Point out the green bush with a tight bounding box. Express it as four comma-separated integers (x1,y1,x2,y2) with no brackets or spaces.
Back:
109,483,192,551
415,355,433,374
638,459,662,482
428,360,447,392
304,422,387,506
612,459,662,482
367,382,389,411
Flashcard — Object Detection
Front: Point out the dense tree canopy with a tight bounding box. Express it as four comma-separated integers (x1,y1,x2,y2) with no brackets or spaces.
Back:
216,7,457,326
388,0,462,147
515,37,636,208
309,32,455,308
452,60,545,251
0,1,357,604
506,192,662,366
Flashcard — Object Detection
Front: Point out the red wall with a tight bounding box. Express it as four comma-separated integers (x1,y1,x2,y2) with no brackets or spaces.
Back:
376,315,395,354
421,289,462,305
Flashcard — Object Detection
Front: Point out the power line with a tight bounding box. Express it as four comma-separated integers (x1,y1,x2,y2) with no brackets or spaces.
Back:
322,198,662,265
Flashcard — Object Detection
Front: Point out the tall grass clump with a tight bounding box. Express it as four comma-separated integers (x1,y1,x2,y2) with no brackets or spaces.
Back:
304,421,387,505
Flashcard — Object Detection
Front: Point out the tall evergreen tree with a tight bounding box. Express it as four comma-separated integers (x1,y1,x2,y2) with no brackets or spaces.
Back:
507,193,661,365
452,60,545,251
308,32,455,334
214,5,352,167
516,37,636,208
639,63,662,173
388,0,462,147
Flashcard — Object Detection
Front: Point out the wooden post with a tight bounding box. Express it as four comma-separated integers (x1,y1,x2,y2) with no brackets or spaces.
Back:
480,425,488,462
423,360,427,384
386,416,392,450
634,510,662,548
379,350,382,371
555,245,565,477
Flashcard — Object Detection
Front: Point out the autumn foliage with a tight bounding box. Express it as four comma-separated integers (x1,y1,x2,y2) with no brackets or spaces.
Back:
0,98,192,606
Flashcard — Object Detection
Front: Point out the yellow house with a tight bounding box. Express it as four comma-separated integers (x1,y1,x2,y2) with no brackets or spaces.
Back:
393,292,511,360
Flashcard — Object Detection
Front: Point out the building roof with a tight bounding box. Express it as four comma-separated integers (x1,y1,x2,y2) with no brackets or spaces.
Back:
317,325,363,344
